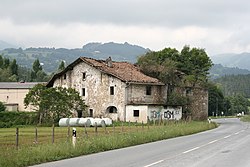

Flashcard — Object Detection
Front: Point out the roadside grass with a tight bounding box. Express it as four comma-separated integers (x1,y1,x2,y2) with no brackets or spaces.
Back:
0,121,217,167
241,115,250,122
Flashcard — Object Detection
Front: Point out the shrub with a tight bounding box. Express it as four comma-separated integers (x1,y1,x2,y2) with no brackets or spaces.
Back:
0,112,38,128
0,101,6,112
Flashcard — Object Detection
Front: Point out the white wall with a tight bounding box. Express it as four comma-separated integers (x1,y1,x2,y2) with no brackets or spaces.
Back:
148,106,182,121
125,105,148,123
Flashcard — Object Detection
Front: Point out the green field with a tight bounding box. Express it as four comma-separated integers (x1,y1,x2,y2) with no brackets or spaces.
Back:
0,121,217,167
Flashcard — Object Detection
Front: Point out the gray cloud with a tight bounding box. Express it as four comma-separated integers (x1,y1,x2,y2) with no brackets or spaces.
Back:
1,0,250,27
1,0,250,55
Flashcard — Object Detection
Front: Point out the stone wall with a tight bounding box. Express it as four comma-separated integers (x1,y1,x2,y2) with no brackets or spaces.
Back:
53,61,126,121
127,84,167,105
188,87,208,120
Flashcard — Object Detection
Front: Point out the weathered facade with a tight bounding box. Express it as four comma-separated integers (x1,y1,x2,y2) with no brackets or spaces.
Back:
174,86,208,120
0,82,40,111
186,87,208,120
47,57,181,122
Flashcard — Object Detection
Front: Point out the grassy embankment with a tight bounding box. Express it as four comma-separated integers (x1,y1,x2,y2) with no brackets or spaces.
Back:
0,121,217,167
241,115,250,122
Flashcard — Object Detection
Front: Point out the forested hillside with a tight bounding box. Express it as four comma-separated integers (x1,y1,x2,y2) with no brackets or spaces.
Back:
0,42,149,73
0,55,50,82
213,74,250,97
209,64,250,79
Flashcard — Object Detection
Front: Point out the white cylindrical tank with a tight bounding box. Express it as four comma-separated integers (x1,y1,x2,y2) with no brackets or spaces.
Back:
59,118,70,127
78,118,91,127
102,118,112,126
69,118,80,126
90,118,105,127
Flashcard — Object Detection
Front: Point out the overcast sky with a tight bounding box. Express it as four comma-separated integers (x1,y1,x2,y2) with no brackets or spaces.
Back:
1,0,250,56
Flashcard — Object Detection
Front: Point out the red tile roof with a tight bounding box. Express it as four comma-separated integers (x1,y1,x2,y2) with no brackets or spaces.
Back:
47,57,164,87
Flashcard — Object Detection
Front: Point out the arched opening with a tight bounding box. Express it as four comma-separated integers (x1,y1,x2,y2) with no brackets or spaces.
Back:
106,106,117,113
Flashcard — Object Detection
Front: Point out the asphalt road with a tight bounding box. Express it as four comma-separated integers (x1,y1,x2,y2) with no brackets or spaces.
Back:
32,118,250,167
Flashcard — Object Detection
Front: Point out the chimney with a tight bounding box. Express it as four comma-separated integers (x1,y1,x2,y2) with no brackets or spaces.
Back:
106,56,113,68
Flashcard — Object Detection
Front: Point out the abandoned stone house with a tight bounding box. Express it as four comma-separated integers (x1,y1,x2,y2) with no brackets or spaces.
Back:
46,57,184,123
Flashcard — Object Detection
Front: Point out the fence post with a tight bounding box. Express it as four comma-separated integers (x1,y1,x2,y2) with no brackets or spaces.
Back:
113,124,115,135
84,123,88,138
147,120,150,130
67,125,70,142
35,127,38,144
52,124,55,144
121,122,124,133
135,120,138,132
103,122,107,134
129,121,131,132
142,121,144,130
95,122,98,136
16,127,19,150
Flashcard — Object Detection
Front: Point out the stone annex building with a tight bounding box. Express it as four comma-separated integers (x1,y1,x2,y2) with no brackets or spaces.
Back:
47,57,208,122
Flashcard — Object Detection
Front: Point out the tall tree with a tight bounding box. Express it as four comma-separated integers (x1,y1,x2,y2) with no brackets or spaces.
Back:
0,55,3,68
137,48,181,86
3,58,10,69
207,83,225,116
24,84,87,124
58,61,65,71
0,101,6,112
32,59,42,73
180,46,213,86
9,59,18,75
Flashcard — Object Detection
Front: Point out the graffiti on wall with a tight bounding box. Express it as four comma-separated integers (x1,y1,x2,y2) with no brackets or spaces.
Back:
150,107,181,120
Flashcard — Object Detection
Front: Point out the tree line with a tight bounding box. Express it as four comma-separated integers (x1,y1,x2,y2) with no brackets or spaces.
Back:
0,55,65,82
213,74,250,97
137,46,250,117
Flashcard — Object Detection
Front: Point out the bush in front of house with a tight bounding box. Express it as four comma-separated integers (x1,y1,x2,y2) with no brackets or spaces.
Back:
0,101,6,112
0,112,38,128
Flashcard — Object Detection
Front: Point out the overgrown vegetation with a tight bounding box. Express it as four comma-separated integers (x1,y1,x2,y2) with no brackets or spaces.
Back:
137,46,213,118
137,46,213,87
0,101,6,112
0,55,51,82
0,121,217,167
208,82,250,116
0,112,37,128
241,115,250,122
213,74,250,97
24,84,87,124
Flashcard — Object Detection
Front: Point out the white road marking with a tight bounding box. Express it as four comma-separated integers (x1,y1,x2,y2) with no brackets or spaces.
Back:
224,135,231,139
208,140,218,144
144,160,164,167
183,147,200,154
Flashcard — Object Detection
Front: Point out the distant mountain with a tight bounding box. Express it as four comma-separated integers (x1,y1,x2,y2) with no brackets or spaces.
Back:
0,40,18,50
211,52,250,70
0,42,149,73
82,42,150,62
209,64,250,79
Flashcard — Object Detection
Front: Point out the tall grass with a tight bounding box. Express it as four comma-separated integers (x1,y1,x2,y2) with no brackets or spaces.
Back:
241,115,250,122
0,121,217,167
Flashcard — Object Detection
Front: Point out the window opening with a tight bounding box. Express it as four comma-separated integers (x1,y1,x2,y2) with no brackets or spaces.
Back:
82,72,86,80
133,110,139,117
82,88,85,96
146,86,152,95
89,109,93,117
110,86,114,95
